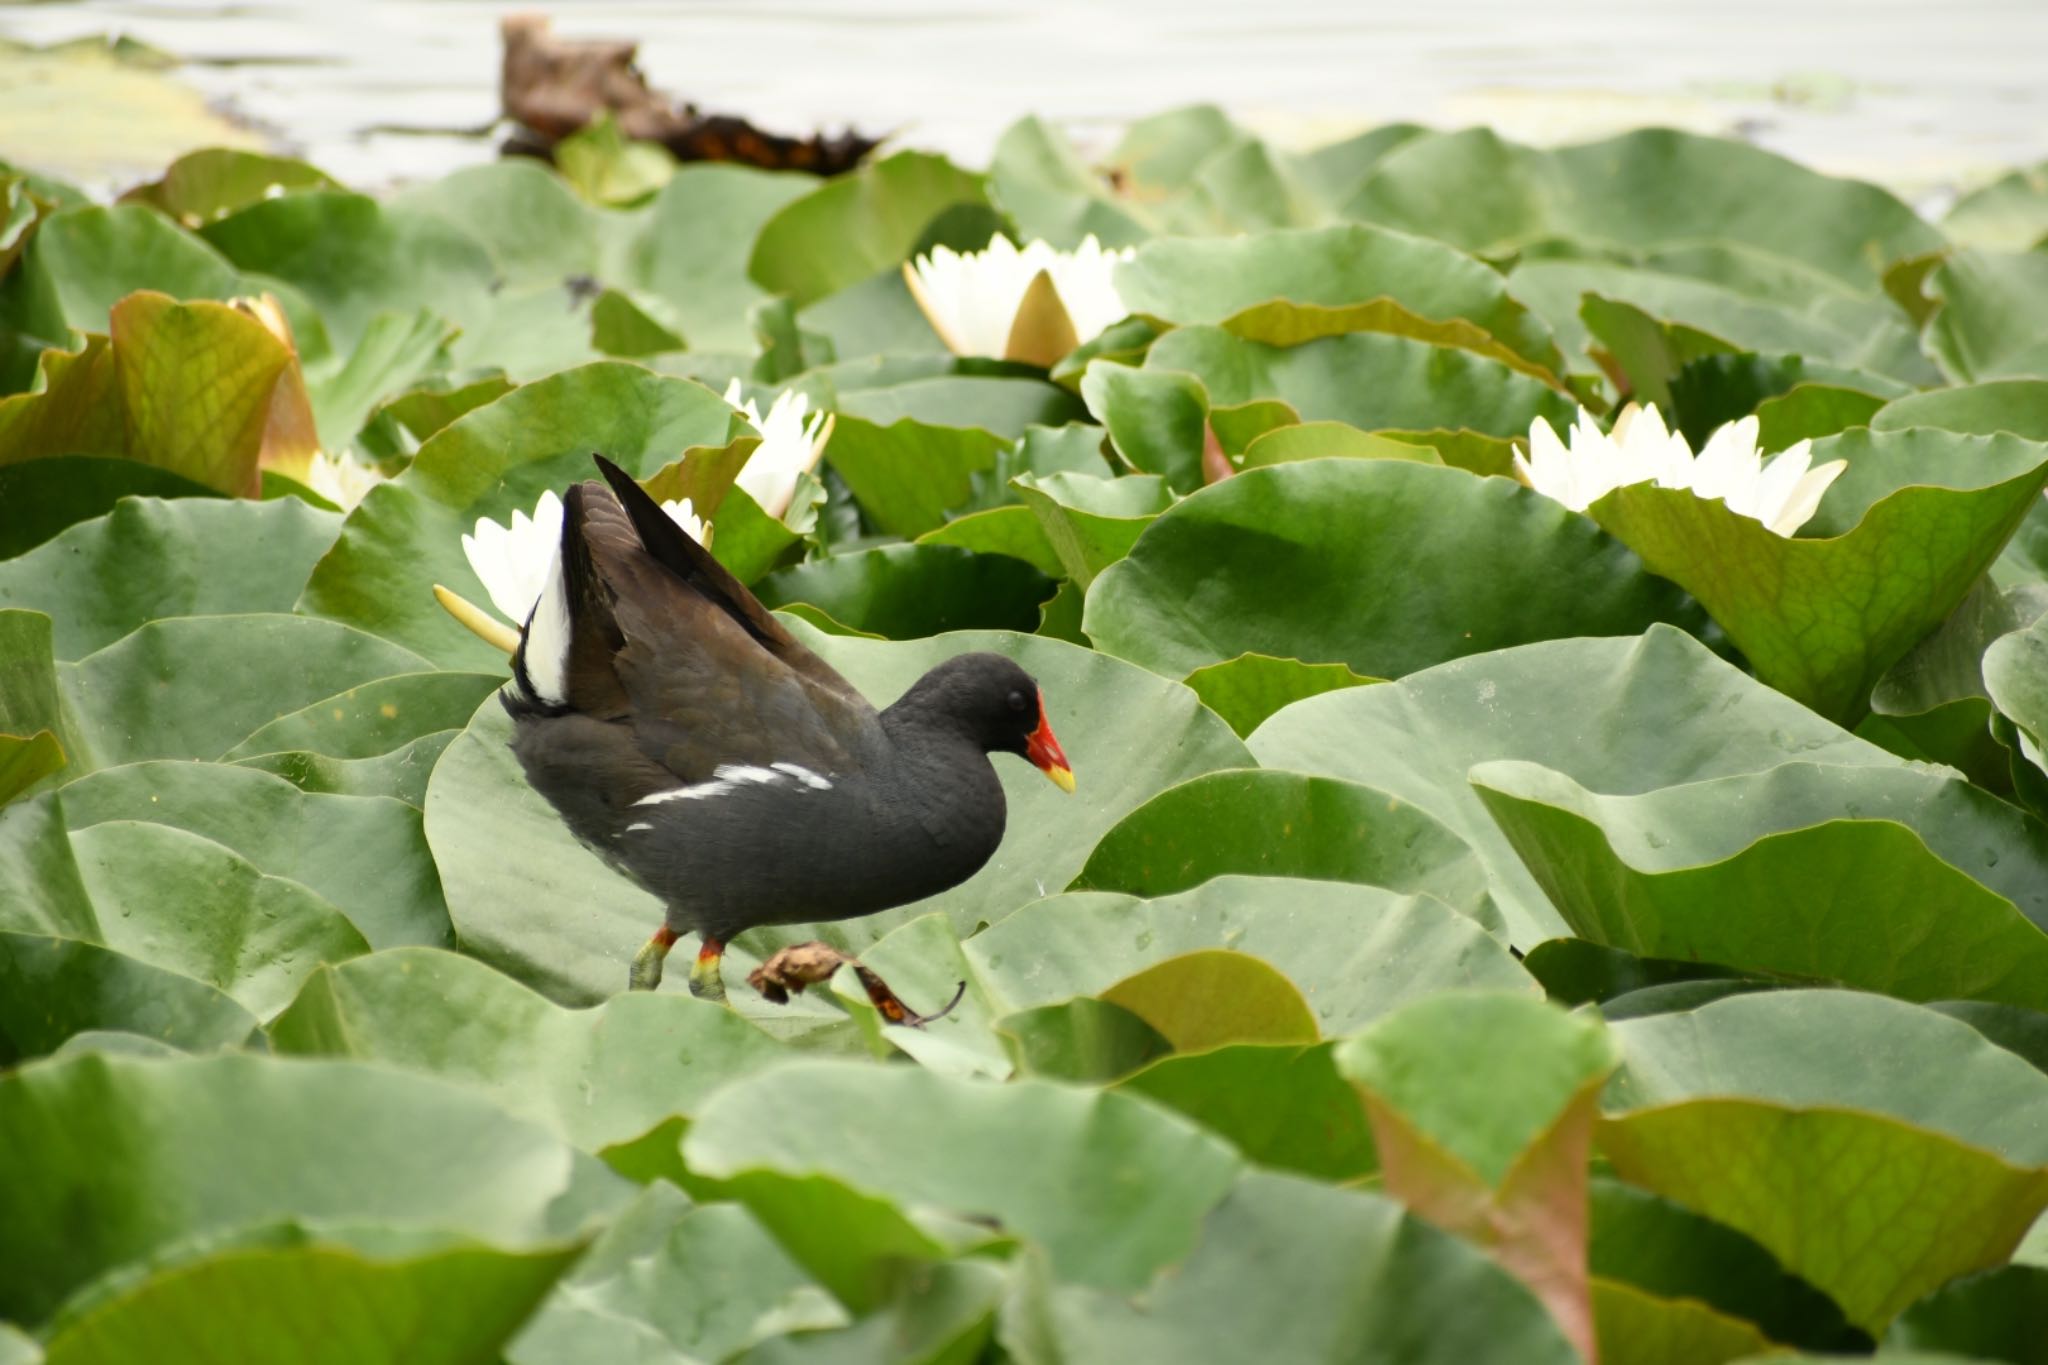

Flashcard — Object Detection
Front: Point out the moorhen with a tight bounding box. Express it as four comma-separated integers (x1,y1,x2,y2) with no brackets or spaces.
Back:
498,455,1076,1001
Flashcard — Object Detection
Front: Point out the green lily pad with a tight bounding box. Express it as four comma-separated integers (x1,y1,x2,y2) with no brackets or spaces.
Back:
1145,325,1575,439
1074,768,1494,923
299,362,750,671
0,496,340,659
1237,421,1444,469
1590,1278,1781,1365
505,1188,845,1365
1589,428,2048,722
913,504,1064,578
1943,162,2048,251
60,820,368,1017
683,1059,1240,1294
748,151,985,307
0,930,258,1066
1181,652,1379,738
1012,470,1172,588
967,876,1532,1039
0,456,221,560
1080,361,1207,491
1249,627,1907,944
1473,758,2048,1009
271,947,789,1159
1347,127,1940,290
1985,611,2048,780
1119,225,1565,378
1509,257,1933,387
822,415,1005,539
1590,1179,1860,1353
1884,1264,2048,1362
1754,384,1888,449
754,544,1055,639
39,1235,584,1365
220,671,500,763
119,148,341,225
0,730,63,807
1601,989,2048,1332
57,614,433,775
60,759,450,950
1037,1170,1578,1363
0,1048,630,1326
1925,249,2048,383
1872,379,2048,441
198,191,493,353
1116,1042,1377,1181
1085,460,1702,681
988,115,1149,248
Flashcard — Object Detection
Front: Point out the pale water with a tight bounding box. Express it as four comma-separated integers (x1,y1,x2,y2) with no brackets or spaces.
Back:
4,0,2045,198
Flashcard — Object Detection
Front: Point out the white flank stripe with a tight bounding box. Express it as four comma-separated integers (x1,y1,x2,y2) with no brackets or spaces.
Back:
522,545,572,705
625,821,653,832
771,762,833,790
713,764,782,785
635,780,734,806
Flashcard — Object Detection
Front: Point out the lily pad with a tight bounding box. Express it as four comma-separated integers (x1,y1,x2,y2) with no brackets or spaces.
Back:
0,1049,630,1326
271,947,789,1158
1473,758,2048,1009
1074,768,1494,923
38,1235,584,1365
0,496,340,659
1013,470,1173,588
1037,1170,1578,1364
1085,459,1702,681
1347,127,1940,290
966,876,1532,1039
57,614,433,775
748,152,985,307
299,362,749,671
59,759,450,950
1589,431,2048,721
1180,652,1380,737
682,1059,1241,1293
1925,249,2048,383
1249,627,1907,944
1118,225,1566,378
1601,989,2048,1331
0,931,258,1066
1145,326,1575,438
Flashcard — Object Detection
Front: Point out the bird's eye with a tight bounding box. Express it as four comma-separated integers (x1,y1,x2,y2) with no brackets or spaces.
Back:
1007,689,1029,713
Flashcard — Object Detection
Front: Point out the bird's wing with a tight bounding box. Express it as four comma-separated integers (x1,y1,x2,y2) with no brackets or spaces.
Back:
577,458,879,780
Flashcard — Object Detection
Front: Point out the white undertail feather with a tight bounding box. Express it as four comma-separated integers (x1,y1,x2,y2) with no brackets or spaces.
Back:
521,546,573,706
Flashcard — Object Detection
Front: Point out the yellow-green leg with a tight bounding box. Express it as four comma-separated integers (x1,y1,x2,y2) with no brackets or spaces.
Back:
689,936,727,1002
629,925,677,992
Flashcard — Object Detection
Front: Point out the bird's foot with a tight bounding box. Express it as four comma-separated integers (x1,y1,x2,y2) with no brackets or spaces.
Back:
688,937,727,1003
747,941,965,1027
629,925,678,992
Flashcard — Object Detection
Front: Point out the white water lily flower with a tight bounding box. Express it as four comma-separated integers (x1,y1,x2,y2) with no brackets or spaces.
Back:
462,490,565,628
304,450,385,511
459,486,704,632
722,380,831,520
1517,403,1846,537
905,234,1134,364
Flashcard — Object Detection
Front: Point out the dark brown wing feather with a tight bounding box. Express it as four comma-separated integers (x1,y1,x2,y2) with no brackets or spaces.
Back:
580,456,878,780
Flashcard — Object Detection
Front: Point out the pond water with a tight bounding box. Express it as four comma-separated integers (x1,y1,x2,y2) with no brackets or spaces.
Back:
3,0,2046,199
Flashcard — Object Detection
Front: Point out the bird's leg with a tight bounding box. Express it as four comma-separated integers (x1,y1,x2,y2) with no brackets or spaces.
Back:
629,925,678,991
689,936,727,1002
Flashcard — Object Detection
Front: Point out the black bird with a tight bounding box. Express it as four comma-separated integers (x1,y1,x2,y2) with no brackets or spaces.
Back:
498,455,1075,1000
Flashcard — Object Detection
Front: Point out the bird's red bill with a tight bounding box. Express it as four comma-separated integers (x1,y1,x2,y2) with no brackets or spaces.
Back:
1025,695,1075,793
